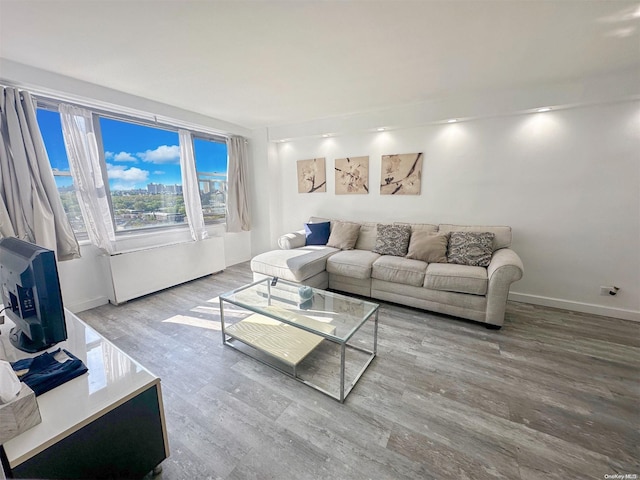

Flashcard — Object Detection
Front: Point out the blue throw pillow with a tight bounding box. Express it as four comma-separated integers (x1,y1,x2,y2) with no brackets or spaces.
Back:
305,221,331,246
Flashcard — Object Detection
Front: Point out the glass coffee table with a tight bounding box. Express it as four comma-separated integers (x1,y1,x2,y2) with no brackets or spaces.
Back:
219,277,379,402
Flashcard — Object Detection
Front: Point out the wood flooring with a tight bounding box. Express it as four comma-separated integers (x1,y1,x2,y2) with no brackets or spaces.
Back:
77,262,639,480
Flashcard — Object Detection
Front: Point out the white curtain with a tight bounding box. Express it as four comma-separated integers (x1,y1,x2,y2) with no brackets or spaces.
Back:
59,104,116,254
179,129,208,241
0,87,80,260
226,136,251,232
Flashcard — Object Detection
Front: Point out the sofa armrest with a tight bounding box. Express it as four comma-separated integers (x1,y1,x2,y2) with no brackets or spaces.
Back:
278,230,306,249
487,248,524,282
485,248,524,326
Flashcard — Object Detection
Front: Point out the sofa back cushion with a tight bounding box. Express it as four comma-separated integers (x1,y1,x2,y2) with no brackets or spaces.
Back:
438,224,512,251
396,222,439,234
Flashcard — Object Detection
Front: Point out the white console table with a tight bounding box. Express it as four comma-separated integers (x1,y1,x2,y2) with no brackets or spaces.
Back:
0,309,169,479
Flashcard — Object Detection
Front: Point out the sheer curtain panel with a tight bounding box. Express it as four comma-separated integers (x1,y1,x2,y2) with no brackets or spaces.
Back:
0,87,80,259
179,129,208,241
59,104,116,254
226,136,251,232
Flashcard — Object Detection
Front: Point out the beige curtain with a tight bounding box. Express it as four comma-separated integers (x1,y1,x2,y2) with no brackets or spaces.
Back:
0,87,80,260
226,136,251,232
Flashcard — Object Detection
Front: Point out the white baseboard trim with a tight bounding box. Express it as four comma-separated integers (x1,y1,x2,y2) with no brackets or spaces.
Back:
508,292,640,322
66,296,109,314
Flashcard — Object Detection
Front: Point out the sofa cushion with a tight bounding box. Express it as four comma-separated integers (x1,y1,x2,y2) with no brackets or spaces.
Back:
251,246,339,282
354,222,377,251
396,222,438,234
372,256,428,287
406,232,448,263
327,250,381,279
447,232,495,267
424,263,488,295
304,221,331,245
326,221,361,250
372,224,412,256
438,224,512,251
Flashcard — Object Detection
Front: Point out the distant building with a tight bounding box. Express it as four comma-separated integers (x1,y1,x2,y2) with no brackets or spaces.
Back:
147,183,183,195
147,183,162,194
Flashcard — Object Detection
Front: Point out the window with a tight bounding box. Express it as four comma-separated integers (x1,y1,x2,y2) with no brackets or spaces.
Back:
36,108,88,237
98,117,185,232
36,99,231,239
193,136,228,224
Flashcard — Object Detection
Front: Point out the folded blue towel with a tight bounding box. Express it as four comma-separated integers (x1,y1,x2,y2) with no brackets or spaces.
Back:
11,348,88,396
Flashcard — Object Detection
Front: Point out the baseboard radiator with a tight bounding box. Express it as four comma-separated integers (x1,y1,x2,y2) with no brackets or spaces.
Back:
105,237,225,305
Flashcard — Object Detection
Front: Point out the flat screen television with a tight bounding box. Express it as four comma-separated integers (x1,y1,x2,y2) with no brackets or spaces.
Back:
0,237,67,353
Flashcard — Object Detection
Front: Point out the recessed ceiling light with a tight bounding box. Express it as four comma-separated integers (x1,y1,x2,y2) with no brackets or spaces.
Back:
537,107,551,113
377,127,385,132
322,134,330,138
447,119,458,123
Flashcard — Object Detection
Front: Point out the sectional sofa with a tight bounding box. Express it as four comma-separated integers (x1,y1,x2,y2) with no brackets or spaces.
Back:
251,218,524,328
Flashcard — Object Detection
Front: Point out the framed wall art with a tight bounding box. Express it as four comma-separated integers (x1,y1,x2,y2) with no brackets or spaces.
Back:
335,156,369,194
297,157,326,193
380,152,423,195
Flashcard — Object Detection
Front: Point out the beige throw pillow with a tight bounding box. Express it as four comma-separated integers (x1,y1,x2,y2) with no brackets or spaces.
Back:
326,221,361,250
406,232,448,263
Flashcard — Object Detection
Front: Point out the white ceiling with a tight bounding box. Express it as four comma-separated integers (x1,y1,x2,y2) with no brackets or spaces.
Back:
1,1,639,129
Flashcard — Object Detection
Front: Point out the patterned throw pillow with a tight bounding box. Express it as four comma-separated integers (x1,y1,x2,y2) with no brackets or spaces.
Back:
372,224,412,256
447,232,495,267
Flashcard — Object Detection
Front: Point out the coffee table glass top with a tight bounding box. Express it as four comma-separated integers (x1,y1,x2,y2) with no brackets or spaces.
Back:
219,277,379,343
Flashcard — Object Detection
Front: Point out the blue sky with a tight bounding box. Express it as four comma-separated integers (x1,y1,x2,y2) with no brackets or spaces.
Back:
37,109,227,191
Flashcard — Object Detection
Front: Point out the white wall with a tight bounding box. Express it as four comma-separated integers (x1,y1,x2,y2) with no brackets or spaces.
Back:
56,244,112,312
264,101,640,321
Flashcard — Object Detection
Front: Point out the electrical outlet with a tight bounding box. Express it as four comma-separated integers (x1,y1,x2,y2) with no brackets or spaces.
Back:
600,286,619,296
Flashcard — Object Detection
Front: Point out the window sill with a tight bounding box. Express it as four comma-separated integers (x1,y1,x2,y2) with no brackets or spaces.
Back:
76,222,228,254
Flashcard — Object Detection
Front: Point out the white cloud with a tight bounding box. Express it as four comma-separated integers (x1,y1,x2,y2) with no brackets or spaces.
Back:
105,151,114,160
137,145,180,164
113,151,137,162
106,164,149,184
153,170,165,175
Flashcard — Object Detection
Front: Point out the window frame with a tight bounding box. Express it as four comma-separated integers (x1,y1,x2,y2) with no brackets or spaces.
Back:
192,133,229,226
96,113,188,235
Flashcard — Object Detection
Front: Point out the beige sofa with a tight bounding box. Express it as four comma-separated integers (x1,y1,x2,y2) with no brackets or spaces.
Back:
250,219,524,329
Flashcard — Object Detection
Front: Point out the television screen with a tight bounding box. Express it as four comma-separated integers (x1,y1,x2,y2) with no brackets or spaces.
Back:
0,237,67,353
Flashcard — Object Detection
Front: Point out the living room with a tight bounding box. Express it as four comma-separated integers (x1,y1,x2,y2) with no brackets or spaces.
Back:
0,1,638,479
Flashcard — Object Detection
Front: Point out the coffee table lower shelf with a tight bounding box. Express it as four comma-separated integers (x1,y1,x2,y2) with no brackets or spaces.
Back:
224,313,336,375
222,313,376,403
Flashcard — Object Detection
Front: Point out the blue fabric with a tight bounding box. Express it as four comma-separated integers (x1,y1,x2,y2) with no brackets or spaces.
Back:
12,348,88,396
304,221,331,245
